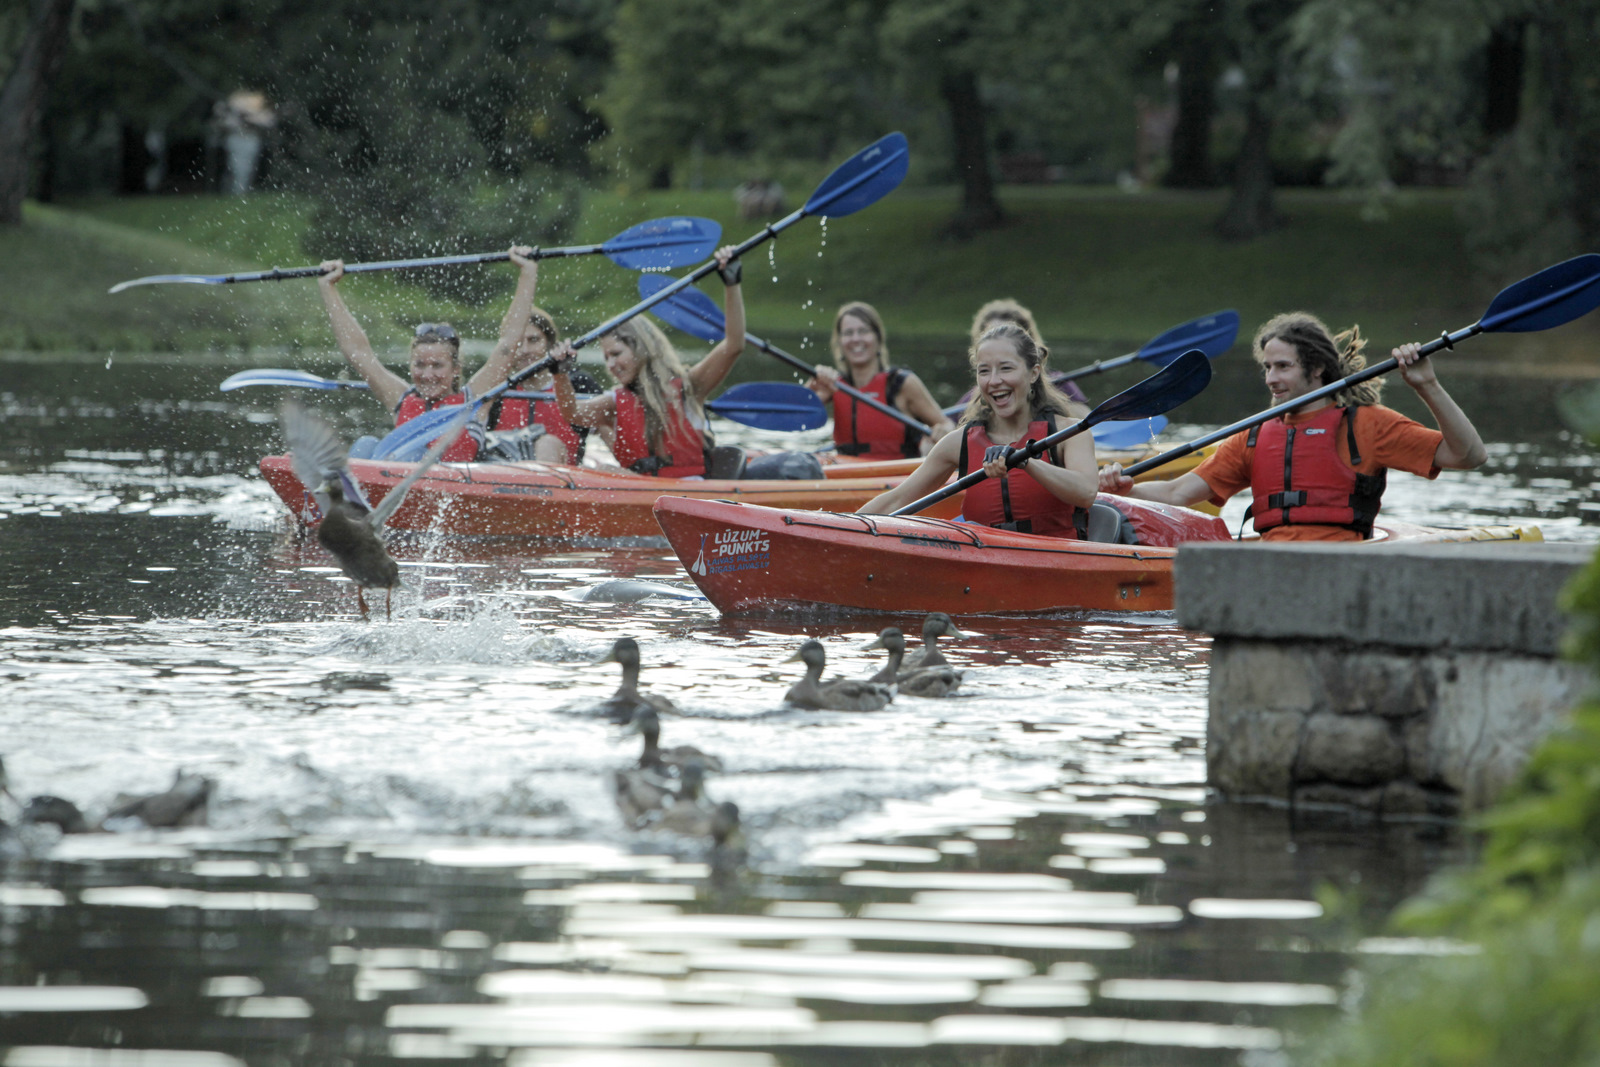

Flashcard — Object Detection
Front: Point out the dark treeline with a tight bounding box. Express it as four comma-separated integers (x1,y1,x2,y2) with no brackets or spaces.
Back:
3,0,1599,296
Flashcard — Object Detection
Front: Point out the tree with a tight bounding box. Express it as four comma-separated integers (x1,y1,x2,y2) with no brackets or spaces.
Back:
0,0,76,223
1213,0,1305,240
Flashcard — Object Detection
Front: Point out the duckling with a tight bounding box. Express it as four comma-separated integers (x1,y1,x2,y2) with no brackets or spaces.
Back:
900,612,969,671
632,707,723,774
280,399,475,619
863,628,963,697
595,637,681,724
23,795,97,834
106,771,213,828
613,758,724,838
783,639,892,712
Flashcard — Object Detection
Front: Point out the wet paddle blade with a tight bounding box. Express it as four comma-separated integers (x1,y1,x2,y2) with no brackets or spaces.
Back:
603,216,722,270
1088,349,1212,425
639,274,726,343
221,369,368,391
708,382,827,431
372,402,480,461
1480,254,1600,333
1137,310,1239,366
1091,416,1167,450
803,132,910,218
109,274,225,294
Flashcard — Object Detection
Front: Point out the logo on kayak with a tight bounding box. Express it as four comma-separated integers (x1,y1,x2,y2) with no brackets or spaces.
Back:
698,526,770,574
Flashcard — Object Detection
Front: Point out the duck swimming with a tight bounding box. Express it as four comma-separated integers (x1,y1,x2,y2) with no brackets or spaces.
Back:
107,771,213,828
863,627,964,697
613,758,735,844
280,400,475,619
595,637,681,724
782,639,892,712
900,612,969,671
631,707,723,774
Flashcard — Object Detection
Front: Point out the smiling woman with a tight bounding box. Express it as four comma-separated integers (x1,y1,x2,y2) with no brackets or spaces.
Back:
808,302,956,459
857,323,1098,538
314,247,542,462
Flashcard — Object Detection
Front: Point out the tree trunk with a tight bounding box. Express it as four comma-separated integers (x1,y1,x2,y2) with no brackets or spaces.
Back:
1483,18,1526,138
1215,98,1281,240
0,0,77,225
939,67,1003,238
1164,19,1220,188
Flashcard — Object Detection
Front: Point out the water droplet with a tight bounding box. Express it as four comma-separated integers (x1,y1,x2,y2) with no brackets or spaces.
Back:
768,243,778,284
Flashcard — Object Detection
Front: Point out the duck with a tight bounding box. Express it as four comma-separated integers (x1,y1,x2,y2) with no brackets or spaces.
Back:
595,637,681,724
900,612,969,671
280,399,475,619
23,795,96,834
106,771,213,828
863,627,964,697
612,759,735,844
782,639,892,712
631,707,723,774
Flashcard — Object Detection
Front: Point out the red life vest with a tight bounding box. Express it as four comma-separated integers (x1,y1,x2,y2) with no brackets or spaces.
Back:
611,379,710,478
832,367,922,459
490,396,585,462
393,389,480,463
957,416,1087,539
1247,405,1386,537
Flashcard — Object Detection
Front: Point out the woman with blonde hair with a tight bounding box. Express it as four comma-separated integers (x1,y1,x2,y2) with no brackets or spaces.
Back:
808,301,954,459
859,323,1098,538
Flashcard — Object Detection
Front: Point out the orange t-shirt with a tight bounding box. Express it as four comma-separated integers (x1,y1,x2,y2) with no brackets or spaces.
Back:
1193,403,1444,542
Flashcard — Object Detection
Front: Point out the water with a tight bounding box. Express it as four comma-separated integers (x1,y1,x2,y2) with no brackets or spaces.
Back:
0,350,1593,1065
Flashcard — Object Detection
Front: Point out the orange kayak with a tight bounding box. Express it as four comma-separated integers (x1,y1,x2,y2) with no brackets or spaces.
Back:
259,455,963,539
820,444,1215,481
651,495,1544,615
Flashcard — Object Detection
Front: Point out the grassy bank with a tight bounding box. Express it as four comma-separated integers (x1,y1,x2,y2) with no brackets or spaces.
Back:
6,185,1598,366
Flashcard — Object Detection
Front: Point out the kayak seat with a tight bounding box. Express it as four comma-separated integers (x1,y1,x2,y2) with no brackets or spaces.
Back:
1086,502,1139,545
706,445,747,480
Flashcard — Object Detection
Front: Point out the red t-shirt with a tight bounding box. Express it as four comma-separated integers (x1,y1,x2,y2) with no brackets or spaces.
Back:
1193,403,1444,542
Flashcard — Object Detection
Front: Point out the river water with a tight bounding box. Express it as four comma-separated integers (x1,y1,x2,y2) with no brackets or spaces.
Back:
0,348,1595,1066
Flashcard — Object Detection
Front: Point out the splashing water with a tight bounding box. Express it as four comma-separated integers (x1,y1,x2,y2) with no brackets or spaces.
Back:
819,216,828,255
768,242,778,283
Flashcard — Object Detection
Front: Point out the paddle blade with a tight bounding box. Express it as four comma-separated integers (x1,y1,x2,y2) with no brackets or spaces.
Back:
1137,310,1239,366
221,369,354,391
373,403,477,461
708,382,827,431
1091,416,1167,450
1480,254,1600,333
603,216,722,270
1089,349,1212,424
638,274,726,343
109,274,221,294
803,132,910,218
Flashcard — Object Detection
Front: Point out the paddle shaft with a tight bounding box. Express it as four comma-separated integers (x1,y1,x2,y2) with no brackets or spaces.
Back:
1055,349,1141,383
749,332,933,436
1120,323,1476,478
890,418,1091,517
201,245,617,286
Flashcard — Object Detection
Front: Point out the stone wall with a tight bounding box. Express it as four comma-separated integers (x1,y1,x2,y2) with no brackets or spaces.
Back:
1177,541,1594,816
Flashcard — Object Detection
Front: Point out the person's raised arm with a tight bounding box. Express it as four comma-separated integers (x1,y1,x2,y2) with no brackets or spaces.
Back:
549,343,614,429
896,373,956,444
1394,342,1488,470
468,246,538,397
686,246,746,399
857,430,963,514
319,260,408,412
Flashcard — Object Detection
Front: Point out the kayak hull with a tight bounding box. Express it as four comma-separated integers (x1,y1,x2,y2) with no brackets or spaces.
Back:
651,495,1545,616
259,455,960,539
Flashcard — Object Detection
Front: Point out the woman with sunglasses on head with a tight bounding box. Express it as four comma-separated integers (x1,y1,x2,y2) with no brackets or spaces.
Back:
317,246,539,462
808,302,954,459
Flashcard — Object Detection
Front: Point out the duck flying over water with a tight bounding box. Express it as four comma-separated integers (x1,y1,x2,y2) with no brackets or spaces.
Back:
863,627,963,698
900,612,969,671
280,399,476,620
782,639,892,712
595,637,681,724
631,707,723,774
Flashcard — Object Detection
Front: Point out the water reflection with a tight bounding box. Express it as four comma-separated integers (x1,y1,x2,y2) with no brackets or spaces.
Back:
0,350,1589,1064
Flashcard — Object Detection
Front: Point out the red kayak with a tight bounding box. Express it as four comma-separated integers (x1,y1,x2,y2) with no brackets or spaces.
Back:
652,495,1231,614
652,496,1545,615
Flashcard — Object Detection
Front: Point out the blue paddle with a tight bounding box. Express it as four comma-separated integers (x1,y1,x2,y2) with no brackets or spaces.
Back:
1122,254,1600,479
377,132,911,459
1056,310,1239,382
891,350,1213,517
638,274,934,437
109,216,723,293
221,369,371,391
1092,416,1168,451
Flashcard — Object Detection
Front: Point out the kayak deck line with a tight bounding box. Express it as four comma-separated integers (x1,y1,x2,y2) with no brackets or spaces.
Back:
774,511,1173,563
